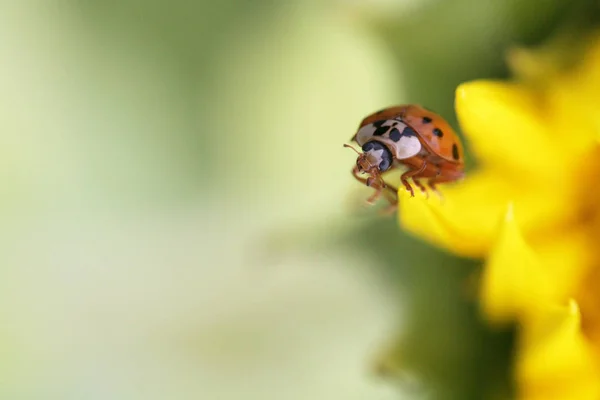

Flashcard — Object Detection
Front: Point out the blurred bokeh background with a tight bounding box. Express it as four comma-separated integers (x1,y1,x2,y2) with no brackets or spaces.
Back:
1,1,599,399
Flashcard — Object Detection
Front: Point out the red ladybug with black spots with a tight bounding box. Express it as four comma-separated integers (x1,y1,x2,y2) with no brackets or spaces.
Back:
344,105,465,206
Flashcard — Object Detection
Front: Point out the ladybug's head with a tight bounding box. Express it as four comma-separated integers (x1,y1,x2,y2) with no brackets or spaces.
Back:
345,141,392,173
357,141,393,173
344,140,393,189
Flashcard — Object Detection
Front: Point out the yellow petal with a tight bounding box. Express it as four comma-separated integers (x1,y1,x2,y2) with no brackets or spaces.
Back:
517,300,600,400
548,35,600,152
455,81,566,184
532,228,593,303
480,204,557,324
397,170,510,258
396,166,574,258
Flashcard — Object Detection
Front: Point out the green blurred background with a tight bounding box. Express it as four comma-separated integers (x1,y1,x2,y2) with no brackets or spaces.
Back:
0,1,598,399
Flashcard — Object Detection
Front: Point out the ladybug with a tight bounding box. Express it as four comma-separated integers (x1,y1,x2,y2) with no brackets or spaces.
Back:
345,105,465,205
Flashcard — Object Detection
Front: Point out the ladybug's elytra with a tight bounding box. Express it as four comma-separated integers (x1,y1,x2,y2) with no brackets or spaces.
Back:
345,105,465,206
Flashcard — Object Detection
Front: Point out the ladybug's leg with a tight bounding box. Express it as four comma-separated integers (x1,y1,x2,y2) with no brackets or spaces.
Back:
427,167,464,200
350,165,367,185
426,168,467,200
379,202,398,216
427,170,443,199
400,161,427,197
365,176,383,204
351,165,378,187
350,166,397,198
382,182,398,202
351,166,385,205
412,179,428,198
385,183,399,202
375,181,399,215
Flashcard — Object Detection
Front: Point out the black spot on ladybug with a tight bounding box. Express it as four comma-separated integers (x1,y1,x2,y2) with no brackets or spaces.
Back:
372,120,388,136
422,116,432,124
433,128,444,138
389,128,401,142
392,122,398,127
452,143,459,160
373,126,389,136
402,126,417,137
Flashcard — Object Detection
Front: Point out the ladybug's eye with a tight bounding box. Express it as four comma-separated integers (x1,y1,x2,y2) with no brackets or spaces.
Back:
361,142,375,152
378,154,392,172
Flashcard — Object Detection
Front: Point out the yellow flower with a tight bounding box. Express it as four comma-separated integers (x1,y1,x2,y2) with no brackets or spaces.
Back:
397,33,600,399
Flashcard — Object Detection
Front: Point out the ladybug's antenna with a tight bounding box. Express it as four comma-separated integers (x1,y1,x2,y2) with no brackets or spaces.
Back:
343,143,361,156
